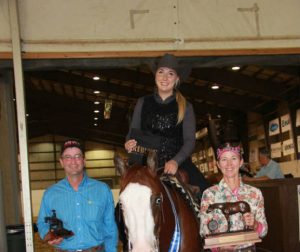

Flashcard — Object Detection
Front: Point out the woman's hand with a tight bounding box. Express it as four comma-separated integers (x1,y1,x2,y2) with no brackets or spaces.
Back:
243,212,257,229
124,139,137,153
164,160,178,175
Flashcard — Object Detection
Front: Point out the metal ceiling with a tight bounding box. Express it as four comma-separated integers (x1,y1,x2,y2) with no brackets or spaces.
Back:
2,54,300,146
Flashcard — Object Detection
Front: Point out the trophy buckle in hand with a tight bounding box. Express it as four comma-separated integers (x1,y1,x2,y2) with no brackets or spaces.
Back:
44,209,74,242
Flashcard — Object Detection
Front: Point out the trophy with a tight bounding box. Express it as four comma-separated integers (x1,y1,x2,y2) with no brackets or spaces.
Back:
204,201,261,249
44,210,74,242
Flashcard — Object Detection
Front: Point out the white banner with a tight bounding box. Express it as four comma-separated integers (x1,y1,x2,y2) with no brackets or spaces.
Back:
281,114,291,133
271,142,282,158
269,118,280,136
282,139,295,156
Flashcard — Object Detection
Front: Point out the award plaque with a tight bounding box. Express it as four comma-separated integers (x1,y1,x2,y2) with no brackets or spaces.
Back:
204,230,261,249
204,201,261,249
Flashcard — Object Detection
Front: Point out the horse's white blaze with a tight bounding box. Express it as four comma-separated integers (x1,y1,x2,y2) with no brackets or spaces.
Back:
119,183,157,252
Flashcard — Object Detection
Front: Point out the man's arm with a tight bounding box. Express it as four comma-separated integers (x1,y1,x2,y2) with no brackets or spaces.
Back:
37,194,51,240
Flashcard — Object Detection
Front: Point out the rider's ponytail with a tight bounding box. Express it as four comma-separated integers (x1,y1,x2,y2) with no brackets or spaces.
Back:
176,90,186,124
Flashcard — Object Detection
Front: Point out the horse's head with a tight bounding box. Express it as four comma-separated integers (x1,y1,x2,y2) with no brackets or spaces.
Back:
114,151,163,252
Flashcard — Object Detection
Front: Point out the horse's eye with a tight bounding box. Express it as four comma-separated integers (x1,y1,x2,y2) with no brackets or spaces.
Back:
155,196,163,205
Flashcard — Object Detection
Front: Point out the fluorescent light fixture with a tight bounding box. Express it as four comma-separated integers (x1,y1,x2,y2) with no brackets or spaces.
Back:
93,76,100,81
211,84,220,90
94,110,100,113
94,117,98,120
93,90,100,94
94,123,98,126
232,66,240,71
94,101,100,105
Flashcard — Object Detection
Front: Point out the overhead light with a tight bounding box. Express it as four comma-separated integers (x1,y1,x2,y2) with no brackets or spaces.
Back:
93,90,100,94
94,101,100,105
93,76,100,81
211,83,220,90
94,123,98,126
26,113,29,117
94,117,98,120
232,66,240,71
94,110,100,113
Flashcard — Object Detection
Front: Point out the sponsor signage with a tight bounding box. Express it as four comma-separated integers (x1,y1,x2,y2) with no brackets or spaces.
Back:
269,118,280,136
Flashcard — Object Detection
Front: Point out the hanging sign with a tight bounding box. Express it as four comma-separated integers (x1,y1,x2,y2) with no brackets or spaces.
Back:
270,142,281,158
269,118,280,136
282,139,295,156
281,114,291,133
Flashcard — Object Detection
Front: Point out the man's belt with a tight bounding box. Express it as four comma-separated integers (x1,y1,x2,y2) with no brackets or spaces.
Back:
55,244,104,252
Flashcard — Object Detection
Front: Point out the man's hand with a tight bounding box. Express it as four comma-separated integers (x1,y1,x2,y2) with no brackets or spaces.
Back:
44,231,64,245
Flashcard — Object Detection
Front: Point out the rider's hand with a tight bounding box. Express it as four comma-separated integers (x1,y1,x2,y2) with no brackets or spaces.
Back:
124,139,137,153
164,160,178,175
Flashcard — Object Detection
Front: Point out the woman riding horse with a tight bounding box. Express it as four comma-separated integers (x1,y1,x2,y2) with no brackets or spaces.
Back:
124,53,209,193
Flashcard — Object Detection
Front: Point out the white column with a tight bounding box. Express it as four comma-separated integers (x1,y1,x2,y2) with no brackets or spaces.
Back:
8,0,34,251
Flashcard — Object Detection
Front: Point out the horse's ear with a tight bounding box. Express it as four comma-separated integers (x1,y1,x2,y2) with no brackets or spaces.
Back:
147,150,158,173
114,153,127,176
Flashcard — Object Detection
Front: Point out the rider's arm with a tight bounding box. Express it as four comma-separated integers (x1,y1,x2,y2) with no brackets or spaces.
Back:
126,97,144,141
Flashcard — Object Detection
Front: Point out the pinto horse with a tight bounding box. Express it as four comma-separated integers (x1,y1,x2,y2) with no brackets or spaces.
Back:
114,151,203,252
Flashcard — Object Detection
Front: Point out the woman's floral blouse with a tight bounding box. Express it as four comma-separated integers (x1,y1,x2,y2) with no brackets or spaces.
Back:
200,178,268,238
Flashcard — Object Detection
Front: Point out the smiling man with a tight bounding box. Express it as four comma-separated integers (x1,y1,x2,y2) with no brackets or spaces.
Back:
37,139,118,252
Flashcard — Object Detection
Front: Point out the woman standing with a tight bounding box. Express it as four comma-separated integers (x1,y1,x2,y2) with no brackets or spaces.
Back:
200,142,268,251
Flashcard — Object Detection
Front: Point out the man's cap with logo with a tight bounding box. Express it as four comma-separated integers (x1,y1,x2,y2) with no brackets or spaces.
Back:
61,139,84,155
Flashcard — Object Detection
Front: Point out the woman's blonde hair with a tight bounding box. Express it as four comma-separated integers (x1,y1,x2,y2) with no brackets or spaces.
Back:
175,88,186,124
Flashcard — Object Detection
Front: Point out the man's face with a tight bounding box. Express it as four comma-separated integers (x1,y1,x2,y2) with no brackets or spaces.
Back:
60,147,85,177
258,154,268,166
